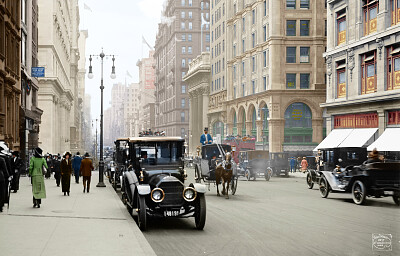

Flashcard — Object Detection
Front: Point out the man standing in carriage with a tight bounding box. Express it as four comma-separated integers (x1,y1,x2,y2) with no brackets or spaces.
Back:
200,127,213,145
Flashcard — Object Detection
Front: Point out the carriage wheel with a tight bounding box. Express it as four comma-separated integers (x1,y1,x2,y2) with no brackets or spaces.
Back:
393,195,400,206
137,195,147,231
245,169,251,181
306,172,314,189
195,194,206,230
352,180,366,205
231,176,238,195
319,176,330,198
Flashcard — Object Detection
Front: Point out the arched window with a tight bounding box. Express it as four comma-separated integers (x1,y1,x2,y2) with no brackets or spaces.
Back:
262,104,269,142
233,112,237,135
252,110,257,136
213,121,224,139
284,103,313,143
242,111,246,136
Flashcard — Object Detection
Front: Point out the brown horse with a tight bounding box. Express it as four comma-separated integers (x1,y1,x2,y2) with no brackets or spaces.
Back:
216,152,233,199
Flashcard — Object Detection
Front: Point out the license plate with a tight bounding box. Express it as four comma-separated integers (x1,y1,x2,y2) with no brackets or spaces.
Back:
384,191,394,195
164,210,180,217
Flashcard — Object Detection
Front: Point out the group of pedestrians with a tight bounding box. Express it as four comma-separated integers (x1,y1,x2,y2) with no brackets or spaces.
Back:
289,156,309,173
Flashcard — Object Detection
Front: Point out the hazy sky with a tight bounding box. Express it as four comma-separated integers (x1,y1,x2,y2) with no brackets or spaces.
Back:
80,0,164,120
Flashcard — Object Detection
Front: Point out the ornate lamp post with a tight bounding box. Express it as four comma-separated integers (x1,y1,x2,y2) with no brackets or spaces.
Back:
88,49,116,187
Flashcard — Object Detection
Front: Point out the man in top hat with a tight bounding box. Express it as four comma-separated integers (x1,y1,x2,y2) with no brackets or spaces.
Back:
200,128,213,146
10,151,22,193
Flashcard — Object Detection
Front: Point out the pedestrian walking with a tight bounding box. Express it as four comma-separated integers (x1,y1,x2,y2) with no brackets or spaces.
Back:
61,152,72,196
80,153,94,193
0,143,11,212
10,151,22,193
45,154,53,179
53,154,61,187
29,148,48,208
301,157,308,173
290,157,296,173
72,152,82,184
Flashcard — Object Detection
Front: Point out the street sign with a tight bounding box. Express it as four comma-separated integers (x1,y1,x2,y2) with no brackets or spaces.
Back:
31,67,45,77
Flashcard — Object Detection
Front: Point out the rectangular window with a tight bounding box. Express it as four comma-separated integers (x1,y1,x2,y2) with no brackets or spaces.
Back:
181,99,186,108
263,25,267,41
263,76,267,90
181,0,185,6
252,80,256,94
242,39,245,53
242,17,245,31
264,1,267,16
286,73,296,89
286,20,296,36
181,22,185,29
391,0,400,26
387,110,400,125
363,0,378,36
287,0,296,9
242,84,245,97
252,9,256,24
300,47,309,63
182,34,186,41
181,12,185,19
337,10,346,45
263,51,267,67
189,22,193,30
188,34,192,41
206,34,210,42
337,63,346,98
242,61,245,76
182,47,186,54
252,56,256,72
233,65,237,80
189,12,193,19
300,73,310,89
233,44,236,57
182,85,186,93
234,23,237,38
252,33,256,48
334,113,378,128
181,112,185,122
234,86,237,98
300,20,310,36
286,47,296,63
361,51,377,94
182,59,186,67
300,0,309,9
188,46,192,53
189,0,192,6
387,45,400,90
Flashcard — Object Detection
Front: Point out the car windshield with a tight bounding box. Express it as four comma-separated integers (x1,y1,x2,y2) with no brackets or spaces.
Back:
134,142,182,166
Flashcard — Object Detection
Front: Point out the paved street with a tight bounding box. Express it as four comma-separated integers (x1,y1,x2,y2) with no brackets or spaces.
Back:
140,168,400,256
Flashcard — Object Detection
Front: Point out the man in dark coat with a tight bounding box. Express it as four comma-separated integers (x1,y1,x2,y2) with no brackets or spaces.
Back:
0,142,11,212
72,152,82,184
80,153,94,193
45,154,53,179
10,151,22,192
53,154,61,187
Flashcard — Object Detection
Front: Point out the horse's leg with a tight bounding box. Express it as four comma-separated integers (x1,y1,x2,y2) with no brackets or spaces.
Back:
216,169,220,196
222,178,226,196
225,178,230,199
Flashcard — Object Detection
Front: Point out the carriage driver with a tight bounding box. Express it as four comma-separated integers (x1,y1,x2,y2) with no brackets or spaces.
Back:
200,127,213,145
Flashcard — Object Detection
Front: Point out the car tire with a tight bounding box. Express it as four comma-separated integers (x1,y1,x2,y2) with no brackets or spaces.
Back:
393,195,400,206
285,170,289,177
245,169,251,181
195,165,201,183
352,180,367,205
195,194,206,230
306,172,314,189
231,176,238,195
137,195,147,231
319,176,330,198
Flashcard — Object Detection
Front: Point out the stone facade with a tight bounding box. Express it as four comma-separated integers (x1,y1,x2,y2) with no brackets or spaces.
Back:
0,1,21,150
154,0,210,137
184,52,211,154
223,0,327,154
124,83,140,137
323,0,400,135
20,0,43,161
37,0,81,154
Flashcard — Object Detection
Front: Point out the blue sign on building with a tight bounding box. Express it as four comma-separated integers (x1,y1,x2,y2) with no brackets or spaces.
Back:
31,67,45,77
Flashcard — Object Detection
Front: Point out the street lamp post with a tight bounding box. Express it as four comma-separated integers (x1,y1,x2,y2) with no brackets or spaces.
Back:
88,49,116,187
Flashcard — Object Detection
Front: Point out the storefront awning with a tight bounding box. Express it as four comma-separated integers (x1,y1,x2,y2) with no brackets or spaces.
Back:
367,128,400,152
338,128,378,148
314,129,353,151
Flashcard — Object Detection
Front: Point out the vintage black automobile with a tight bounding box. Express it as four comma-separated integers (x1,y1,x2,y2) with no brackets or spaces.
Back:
238,150,271,181
267,152,290,177
110,138,130,190
306,147,367,189
318,161,400,205
121,137,207,231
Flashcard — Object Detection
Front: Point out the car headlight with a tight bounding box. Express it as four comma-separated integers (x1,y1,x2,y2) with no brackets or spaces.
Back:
151,188,165,203
183,187,197,202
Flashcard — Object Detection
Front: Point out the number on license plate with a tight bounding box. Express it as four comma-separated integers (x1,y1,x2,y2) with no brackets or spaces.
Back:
164,210,180,217
384,191,394,195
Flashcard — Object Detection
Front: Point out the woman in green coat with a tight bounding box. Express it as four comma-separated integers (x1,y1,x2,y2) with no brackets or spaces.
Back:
29,148,48,208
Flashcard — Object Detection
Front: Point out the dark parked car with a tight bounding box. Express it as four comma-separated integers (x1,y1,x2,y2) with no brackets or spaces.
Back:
121,137,207,231
110,138,130,190
238,150,271,181
268,152,290,177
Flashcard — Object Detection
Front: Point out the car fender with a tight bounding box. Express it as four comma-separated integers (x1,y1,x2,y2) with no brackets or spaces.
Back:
137,184,151,195
193,183,207,194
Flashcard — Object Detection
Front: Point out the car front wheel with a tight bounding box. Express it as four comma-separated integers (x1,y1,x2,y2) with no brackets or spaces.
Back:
352,180,367,205
393,195,400,206
319,176,330,198
195,194,206,230
137,195,147,231
306,172,314,189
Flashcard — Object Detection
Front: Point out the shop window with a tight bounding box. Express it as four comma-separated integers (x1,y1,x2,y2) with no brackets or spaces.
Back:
363,0,378,36
390,0,400,26
387,110,400,125
334,113,378,128
336,60,346,98
387,45,400,90
284,103,313,144
361,51,377,94
337,9,346,45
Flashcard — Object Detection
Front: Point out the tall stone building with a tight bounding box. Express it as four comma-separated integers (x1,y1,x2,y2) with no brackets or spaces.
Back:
109,83,126,140
154,0,210,137
37,0,81,154
224,0,327,154
20,0,43,160
323,0,400,141
137,50,156,132
0,1,21,150
124,82,140,137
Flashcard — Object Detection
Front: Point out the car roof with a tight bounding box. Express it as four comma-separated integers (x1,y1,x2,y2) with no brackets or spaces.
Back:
115,138,130,142
129,137,184,143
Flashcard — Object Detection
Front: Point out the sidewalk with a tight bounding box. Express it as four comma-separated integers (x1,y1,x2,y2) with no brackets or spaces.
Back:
0,172,156,256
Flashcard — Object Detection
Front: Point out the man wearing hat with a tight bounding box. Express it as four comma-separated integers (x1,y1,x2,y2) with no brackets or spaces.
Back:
200,128,213,146
0,142,11,212
29,148,48,208
10,151,22,193
72,152,82,184
80,153,94,193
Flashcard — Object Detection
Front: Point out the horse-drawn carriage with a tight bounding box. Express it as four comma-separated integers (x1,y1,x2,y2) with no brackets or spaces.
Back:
194,143,238,197
238,150,272,181
121,137,207,230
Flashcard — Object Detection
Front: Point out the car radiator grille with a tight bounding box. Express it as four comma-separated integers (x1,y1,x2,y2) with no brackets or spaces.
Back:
159,182,184,206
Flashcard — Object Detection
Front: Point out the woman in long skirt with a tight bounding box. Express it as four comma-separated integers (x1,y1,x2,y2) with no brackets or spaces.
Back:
29,148,48,208
61,152,72,196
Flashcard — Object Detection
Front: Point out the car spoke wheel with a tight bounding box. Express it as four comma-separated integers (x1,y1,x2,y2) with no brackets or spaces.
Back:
352,180,366,205
393,195,400,206
306,172,314,189
195,194,206,230
137,195,147,231
231,177,238,195
319,176,329,198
